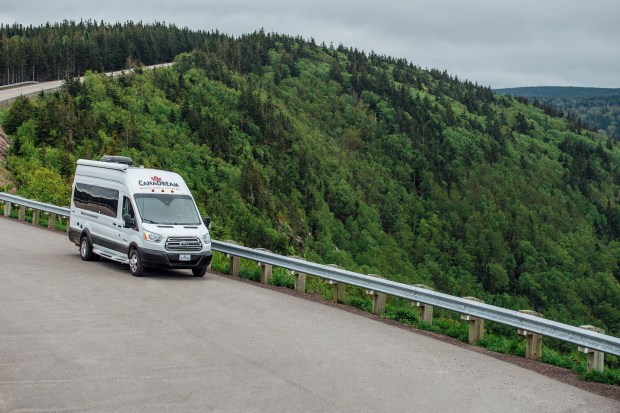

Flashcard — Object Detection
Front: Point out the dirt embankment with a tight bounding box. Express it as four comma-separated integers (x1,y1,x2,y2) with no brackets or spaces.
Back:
0,127,11,188
0,127,8,160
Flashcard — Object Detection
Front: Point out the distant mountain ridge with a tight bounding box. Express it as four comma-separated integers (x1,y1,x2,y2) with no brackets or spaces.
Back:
496,86,620,139
495,86,620,98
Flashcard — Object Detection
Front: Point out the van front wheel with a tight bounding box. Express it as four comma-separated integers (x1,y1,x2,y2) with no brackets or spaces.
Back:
129,248,144,277
80,236,94,261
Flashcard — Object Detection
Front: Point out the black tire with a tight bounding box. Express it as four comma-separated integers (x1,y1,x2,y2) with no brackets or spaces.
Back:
129,248,144,277
192,267,207,277
80,235,94,261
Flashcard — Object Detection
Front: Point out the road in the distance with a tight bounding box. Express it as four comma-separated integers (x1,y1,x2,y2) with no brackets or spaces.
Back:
0,217,617,412
0,63,173,104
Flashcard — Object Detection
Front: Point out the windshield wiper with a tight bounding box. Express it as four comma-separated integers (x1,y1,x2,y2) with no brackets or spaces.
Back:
142,218,158,224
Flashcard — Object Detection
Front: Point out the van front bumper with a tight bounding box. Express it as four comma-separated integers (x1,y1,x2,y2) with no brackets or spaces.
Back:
138,248,213,269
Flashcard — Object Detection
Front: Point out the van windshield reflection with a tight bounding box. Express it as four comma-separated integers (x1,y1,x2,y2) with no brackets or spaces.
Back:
134,194,200,225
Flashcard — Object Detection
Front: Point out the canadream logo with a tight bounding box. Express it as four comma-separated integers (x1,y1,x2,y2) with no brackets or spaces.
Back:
138,175,180,188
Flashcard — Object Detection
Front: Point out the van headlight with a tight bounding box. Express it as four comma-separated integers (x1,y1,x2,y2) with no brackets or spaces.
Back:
202,231,211,244
143,230,163,243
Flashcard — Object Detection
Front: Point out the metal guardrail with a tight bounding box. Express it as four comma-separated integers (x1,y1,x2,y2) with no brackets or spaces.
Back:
0,81,40,90
2,192,620,356
0,193,70,217
0,86,63,108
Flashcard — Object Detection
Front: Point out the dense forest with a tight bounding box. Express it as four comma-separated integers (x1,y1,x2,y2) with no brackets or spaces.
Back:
2,26,620,337
496,87,620,140
0,20,209,85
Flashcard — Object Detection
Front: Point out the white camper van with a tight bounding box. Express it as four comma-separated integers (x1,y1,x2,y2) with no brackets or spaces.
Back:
68,156,213,277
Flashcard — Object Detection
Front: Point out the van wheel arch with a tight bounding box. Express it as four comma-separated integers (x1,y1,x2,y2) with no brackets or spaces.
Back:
128,245,145,277
80,231,95,261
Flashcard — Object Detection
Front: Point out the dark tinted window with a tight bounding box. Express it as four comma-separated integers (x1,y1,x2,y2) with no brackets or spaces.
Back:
73,183,119,217
73,183,98,213
99,187,119,217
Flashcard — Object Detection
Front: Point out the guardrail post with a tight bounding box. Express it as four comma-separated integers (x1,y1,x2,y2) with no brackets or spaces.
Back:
32,209,40,226
18,205,26,221
288,256,307,293
518,310,543,361
327,264,346,304
229,255,240,277
66,217,70,233
413,284,434,324
461,297,485,344
256,248,273,284
578,325,605,372
3,201,10,217
224,240,241,277
48,213,56,229
365,274,387,315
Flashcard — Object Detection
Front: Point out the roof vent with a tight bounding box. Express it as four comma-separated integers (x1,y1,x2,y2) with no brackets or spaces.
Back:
100,155,134,165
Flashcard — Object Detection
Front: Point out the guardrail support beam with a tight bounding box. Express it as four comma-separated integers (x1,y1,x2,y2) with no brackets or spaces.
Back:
413,284,434,324
288,256,307,293
224,241,241,277
579,325,605,372
3,201,10,217
327,264,346,304
327,280,345,304
365,274,387,315
32,209,40,226
256,248,273,284
18,206,26,221
293,272,306,292
328,281,346,304
259,263,272,284
518,310,544,361
461,297,485,344
48,213,56,229
229,255,240,277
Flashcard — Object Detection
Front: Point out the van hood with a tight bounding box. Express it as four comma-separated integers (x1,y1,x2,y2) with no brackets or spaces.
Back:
141,222,208,238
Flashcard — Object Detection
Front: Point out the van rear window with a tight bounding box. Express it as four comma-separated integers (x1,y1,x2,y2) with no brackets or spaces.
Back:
73,183,119,218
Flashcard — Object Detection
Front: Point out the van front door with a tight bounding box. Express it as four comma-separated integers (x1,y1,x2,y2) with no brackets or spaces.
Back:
117,194,138,255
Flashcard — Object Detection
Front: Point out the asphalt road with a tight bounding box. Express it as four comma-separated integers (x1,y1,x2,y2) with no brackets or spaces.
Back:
0,63,174,104
0,217,618,412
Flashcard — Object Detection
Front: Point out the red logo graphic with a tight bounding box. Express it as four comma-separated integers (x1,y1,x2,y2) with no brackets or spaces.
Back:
151,176,162,181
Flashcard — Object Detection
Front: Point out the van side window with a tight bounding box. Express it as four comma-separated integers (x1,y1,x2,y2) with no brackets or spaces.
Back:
74,183,98,214
73,183,119,218
99,187,119,218
122,196,135,220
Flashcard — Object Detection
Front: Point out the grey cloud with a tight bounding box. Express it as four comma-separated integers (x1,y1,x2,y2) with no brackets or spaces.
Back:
1,0,619,87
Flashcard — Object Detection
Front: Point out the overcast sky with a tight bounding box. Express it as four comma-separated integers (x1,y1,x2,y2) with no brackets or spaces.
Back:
1,0,618,88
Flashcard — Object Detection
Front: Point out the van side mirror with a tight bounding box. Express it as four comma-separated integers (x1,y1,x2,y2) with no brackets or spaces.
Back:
203,216,211,229
123,214,135,228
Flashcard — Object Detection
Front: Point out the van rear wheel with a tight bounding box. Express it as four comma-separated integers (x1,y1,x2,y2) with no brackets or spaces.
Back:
80,236,94,261
192,267,207,277
129,248,144,277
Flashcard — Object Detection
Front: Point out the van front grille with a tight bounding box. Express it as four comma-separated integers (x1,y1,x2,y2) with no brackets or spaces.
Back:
165,237,202,251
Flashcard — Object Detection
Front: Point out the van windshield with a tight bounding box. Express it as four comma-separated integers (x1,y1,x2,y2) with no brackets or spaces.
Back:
134,194,201,225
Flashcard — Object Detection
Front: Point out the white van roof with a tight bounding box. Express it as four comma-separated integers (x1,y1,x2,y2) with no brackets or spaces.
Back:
76,159,191,195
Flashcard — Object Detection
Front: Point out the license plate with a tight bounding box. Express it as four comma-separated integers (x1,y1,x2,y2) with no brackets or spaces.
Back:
179,254,192,261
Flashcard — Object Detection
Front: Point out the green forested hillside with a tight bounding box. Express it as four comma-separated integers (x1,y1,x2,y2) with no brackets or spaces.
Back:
496,87,620,140
2,30,620,336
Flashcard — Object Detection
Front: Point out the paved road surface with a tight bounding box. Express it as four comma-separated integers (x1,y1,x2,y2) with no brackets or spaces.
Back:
0,217,617,412
0,63,173,104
